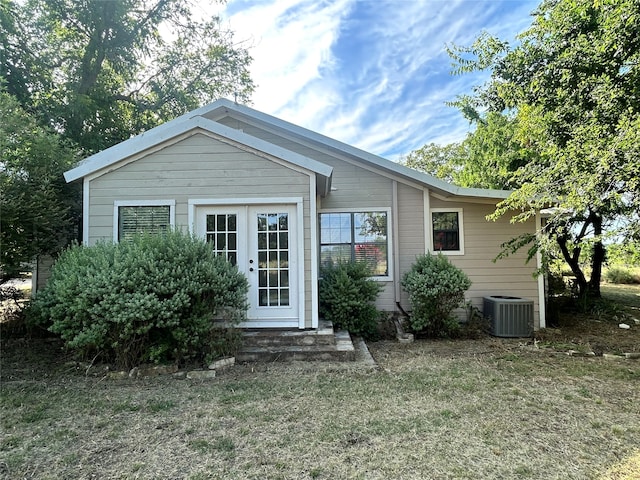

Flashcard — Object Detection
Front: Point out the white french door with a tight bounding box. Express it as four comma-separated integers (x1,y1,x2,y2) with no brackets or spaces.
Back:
196,204,299,327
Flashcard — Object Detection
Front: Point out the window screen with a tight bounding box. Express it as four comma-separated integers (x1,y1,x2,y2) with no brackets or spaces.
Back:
118,205,170,242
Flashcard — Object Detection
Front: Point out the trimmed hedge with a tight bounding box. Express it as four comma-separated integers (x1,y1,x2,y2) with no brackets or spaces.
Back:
29,231,248,368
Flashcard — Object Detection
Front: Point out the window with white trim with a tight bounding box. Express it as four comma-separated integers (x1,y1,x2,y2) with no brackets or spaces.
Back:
319,211,388,276
114,201,175,242
431,208,464,254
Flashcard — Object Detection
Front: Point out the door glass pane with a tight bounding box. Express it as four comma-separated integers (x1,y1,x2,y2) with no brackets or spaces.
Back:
216,233,226,251
269,232,278,249
280,288,289,306
279,232,288,249
268,214,278,231
258,232,267,249
217,215,226,231
256,212,290,307
205,214,237,265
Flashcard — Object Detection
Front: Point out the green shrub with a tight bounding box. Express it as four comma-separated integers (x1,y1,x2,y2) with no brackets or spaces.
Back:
318,262,383,339
604,266,640,284
401,253,472,337
29,231,248,368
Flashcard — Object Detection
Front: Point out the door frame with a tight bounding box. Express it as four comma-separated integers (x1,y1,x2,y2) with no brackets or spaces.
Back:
189,197,305,329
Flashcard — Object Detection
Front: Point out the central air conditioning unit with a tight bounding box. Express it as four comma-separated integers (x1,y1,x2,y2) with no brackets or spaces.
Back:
483,296,534,338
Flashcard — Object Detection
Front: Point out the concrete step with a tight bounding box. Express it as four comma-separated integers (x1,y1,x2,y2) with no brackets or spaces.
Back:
237,329,356,362
241,320,336,347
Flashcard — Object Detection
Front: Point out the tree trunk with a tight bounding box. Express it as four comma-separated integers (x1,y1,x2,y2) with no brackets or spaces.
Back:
556,230,588,296
588,212,604,299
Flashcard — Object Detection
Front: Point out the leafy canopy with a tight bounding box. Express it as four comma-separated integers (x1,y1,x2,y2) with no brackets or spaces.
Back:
447,0,640,233
0,90,78,283
408,0,640,299
2,0,254,153
1,0,254,285
403,112,532,190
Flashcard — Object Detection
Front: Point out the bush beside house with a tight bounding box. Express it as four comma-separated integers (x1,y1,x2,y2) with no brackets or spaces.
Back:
29,231,248,368
318,262,383,339
402,253,472,337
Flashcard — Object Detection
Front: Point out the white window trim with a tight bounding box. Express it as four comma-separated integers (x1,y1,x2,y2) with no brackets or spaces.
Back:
318,207,393,282
430,207,465,256
113,200,176,242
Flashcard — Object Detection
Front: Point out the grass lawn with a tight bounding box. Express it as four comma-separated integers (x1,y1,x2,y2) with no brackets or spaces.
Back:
1,285,640,479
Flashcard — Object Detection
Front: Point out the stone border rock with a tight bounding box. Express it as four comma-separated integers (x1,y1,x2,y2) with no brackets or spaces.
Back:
106,357,236,380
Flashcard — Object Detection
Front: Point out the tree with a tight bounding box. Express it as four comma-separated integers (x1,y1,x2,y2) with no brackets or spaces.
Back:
445,0,640,299
404,111,533,190
0,90,78,284
403,142,465,185
1,0,254,153
0,0,254,285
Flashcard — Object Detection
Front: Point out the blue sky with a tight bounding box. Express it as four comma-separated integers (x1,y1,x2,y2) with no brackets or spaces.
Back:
214,0,540,160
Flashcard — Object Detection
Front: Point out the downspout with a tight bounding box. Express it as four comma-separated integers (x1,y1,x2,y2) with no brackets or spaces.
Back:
536,210,547,329
392,181,410,317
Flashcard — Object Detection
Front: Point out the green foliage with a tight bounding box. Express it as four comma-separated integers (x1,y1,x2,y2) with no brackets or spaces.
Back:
607,241,640,267
0,90,80,283
318,262,383,339
401,253,472,337
604,267,640,285
403,142,465,185
2,0,254,153
29,231,248,368
446,0,640,299
404,113,533,191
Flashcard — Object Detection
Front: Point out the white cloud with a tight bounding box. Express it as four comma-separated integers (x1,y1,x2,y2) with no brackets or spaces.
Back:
220,0,540,159
223,0,353,115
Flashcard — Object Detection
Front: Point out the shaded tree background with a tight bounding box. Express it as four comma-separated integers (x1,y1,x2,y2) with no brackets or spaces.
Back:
406,0,640,300
1,0,254,154
1,0,254,283
0,91,78,283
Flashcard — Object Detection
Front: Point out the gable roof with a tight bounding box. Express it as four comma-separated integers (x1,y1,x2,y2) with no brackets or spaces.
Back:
64,115,333,196
65,98,511,200
200,99,512,200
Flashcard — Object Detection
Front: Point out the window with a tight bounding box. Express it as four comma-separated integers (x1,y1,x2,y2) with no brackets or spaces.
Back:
431,209,464,254
114,200,175,242
320,211,388,276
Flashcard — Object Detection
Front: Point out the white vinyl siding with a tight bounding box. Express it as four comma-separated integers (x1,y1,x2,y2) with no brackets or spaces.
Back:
396,183,426,309
213,117,394,209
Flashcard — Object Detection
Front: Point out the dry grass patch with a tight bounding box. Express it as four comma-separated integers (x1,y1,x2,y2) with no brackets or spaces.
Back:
2,336,640,479
538,284,640,355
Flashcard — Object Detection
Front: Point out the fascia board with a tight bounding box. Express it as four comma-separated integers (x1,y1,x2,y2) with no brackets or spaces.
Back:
64,116,199,182
216,101,512,200
63,106,333,184
193,117,334,179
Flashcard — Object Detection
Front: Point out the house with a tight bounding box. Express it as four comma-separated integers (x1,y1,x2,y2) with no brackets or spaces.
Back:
64,99,546,330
